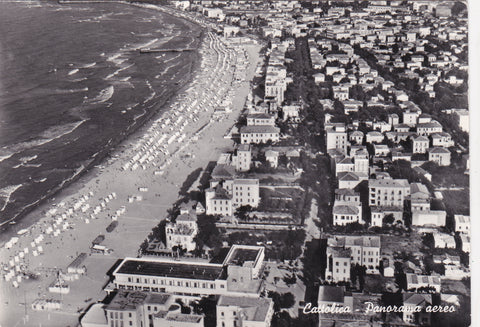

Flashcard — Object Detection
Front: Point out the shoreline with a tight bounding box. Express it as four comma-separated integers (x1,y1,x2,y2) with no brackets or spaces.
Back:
0,1,204,237
0,4,263,325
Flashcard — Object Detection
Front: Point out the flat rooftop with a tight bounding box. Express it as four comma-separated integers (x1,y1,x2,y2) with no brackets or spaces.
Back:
115,259,226,281
223,245,264,267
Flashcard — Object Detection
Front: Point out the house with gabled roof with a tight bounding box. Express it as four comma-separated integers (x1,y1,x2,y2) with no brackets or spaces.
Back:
428,147,451,166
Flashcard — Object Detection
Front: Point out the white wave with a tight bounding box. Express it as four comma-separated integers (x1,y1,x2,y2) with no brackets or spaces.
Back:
119,76,131,82
107,53,127,66
71,77,88,82
81,62,96,69
143,92,156,104
68,69,79,76
0,184,22,212
19,155,37,164
105,63,134,80
55,87,88,94
137,38,159,49
163,53,182,64
91,86,114,104
0,153,14,163
37,120,87,146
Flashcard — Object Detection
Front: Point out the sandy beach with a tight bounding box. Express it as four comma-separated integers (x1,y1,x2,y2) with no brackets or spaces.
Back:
0,9,262,326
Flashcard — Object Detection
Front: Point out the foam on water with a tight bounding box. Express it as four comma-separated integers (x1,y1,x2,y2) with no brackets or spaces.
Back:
0,185,23,212
90,85,114,104
68,69,79,76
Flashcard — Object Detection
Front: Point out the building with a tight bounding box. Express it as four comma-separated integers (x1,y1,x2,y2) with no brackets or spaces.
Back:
240,126,280,144
410,183,430,212
454,215,470,234
216,296,274,327
416,121,443,136
246,113,275,126
412,210,446,227
402,293,432,325
366,131,384,144
205,185,233,216
353,149,369,175
412,135,429,154
111,245,265,300
265,150,279,168
368,179,410,207
406,273,441,292
370,206,403,227
333,189,363,226
333,205,363,226
327,235,381,274
460,234,470,253
403,110,421,126
349,130,364,145
436,4,452,17
282,105,300,122
428,147,451,166
265,64,287,105
452,109,469,132
317,285,353,309
337,171,367,189
433,233,456,249
166,211,198,252
431,132,454,147
233,144,252,172
335,157,354,176
83,290,205,327
326,123,348,154
325,247,351,282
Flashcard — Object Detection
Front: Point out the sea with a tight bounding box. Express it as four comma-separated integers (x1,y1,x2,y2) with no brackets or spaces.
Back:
0,1,202,231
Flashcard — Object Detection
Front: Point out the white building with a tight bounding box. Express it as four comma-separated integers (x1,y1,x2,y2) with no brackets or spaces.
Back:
81,290,204,327
216,296,274,327
240,126,280,144
454,215,470,234
412,135,429,154
406,273,441,293
246,113,276,126
368,179,410,207
326,123,348,154
333,189,363,226
428,147,451,166
327,235,381,274
452,109,469,132
433,233,456,249
412,210,446,227
166,212,198,252
233,144,252,172
112,245,265,300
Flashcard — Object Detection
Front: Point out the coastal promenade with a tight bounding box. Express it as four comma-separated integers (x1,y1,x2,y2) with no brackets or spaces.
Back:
0,10,262,327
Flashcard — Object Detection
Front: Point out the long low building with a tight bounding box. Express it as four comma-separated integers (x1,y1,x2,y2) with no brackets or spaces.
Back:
111,245,265,300
240,125,280,144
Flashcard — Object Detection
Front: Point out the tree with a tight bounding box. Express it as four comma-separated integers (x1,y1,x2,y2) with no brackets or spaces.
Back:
268,291,296,311
192,297,216,327
383,214,395,225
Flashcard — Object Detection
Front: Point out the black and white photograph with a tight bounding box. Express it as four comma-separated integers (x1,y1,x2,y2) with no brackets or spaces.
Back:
0,0,476,326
